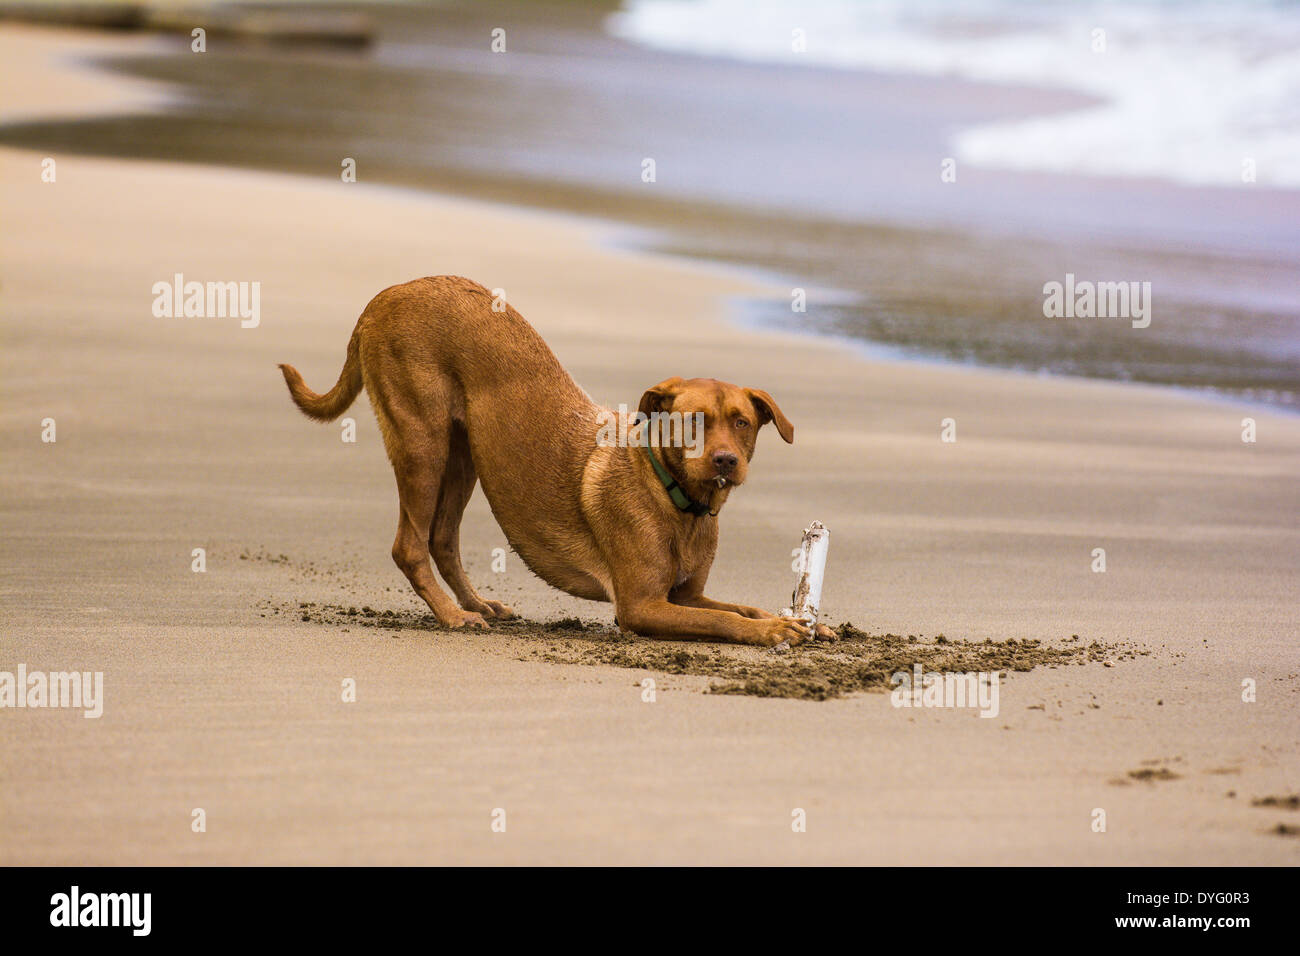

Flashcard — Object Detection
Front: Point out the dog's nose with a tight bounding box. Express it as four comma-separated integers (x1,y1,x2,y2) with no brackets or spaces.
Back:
712,451,739,474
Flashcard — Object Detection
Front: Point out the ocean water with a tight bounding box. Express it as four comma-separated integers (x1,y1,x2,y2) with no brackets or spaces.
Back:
0,0,1293,405
608,0,1300,189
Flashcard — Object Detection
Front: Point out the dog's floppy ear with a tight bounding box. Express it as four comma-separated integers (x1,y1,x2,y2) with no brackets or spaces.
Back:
746,388,794,443
638,376,686,418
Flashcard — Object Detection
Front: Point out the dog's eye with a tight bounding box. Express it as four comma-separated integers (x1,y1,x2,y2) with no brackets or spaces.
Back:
734,418,749,429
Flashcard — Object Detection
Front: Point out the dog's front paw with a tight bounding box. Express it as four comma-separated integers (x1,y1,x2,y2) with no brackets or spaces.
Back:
747,616,811,647
813,622,837,641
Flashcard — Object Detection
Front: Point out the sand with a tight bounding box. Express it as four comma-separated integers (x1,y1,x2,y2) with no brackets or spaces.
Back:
7,1,1296,404
1,24,1297,865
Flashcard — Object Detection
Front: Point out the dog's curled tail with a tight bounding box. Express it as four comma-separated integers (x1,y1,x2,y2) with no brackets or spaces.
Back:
278,328,363,422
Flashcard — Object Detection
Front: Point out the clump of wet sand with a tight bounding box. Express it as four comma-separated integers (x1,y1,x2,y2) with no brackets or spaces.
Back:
282,601,1139,701
1126,767,1183,783
1251,794,1300,811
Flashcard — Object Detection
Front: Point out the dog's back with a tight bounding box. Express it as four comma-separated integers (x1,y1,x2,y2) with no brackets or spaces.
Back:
281,276,610,605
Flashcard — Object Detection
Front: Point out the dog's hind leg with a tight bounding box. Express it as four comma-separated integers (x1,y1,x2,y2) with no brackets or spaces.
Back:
389,461,487,629
430,425,516,621
372,385,488,629
390,465,487,629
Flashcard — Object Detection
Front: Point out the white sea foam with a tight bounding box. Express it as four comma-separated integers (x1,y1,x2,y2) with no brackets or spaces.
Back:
607,0,1300,188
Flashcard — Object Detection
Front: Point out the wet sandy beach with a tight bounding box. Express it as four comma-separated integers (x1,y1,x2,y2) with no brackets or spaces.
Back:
0,21,1297,865
1,0,1297,405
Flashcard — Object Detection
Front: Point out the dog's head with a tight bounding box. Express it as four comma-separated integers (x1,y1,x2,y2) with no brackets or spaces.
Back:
638,377,793,497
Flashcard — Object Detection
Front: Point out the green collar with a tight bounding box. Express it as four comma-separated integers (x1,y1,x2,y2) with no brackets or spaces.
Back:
643,444,712,517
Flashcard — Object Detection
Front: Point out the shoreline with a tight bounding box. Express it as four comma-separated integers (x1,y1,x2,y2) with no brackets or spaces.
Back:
2,21,1298,865
1,1,1296,408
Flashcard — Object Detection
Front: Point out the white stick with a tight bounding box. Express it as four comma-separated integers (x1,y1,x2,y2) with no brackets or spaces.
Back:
776,521,830,648
790,521,830,624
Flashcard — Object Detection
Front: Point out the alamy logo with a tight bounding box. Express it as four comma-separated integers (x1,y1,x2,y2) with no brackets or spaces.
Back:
152,273,260,328
890,664,1000,718
1042,273,1151,328
50,886,150,936
0,664,103,718
594,404,705,458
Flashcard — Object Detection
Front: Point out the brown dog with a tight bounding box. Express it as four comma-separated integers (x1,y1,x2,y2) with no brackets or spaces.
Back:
279,276,823,646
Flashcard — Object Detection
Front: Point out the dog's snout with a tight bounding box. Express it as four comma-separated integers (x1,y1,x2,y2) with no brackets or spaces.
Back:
712,451,739,474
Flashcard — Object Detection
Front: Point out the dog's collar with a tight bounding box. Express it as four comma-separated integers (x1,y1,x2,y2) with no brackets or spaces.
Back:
643,444,713,517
